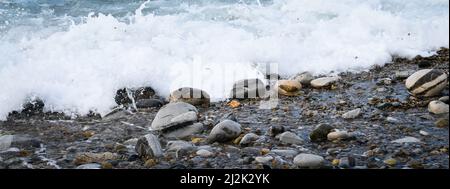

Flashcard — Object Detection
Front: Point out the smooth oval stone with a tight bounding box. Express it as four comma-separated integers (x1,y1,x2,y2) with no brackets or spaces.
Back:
150,102,198,131
327,131,351,141
230,79,266,99
278,80,302,92
196,149,214,157
169,87,210,107
405,69,447,97
294,153,325,168
277,80,302,96
278,131,303,145
310,77,340,88
428,100,449,114
207,120,242,143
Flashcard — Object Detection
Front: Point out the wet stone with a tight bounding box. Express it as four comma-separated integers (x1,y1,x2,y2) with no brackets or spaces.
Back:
428,100,449,114
162,123,204,140
115,87,155,105
207,120,242,143
268,125,285,137
135,99,164,109
405,69,447,97
338,157,356,168
150,102,198,131
169,87,210,107
278,131,303,145
230,79,266,99
239,133,259,146
310,77,340,88
310,124,334,142
277,80,302,96
293,153,325,168
435,118,449,128
291,72,314,85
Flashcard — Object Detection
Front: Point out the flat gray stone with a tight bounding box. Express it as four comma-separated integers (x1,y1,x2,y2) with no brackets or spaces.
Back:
150,102,198,131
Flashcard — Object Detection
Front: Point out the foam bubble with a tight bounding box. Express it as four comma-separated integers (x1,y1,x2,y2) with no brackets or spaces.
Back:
0,0,448,120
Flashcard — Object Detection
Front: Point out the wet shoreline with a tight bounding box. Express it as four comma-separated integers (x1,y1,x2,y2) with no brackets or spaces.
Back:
0,48,448,169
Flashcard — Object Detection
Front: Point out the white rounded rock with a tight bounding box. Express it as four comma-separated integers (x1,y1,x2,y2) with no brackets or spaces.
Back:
294,153,325,168
196,149,214,157
428,100,449,114
310,77,340,88
327,131,350,141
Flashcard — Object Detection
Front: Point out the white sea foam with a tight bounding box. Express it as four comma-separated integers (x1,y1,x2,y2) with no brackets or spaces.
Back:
0,0,448,120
